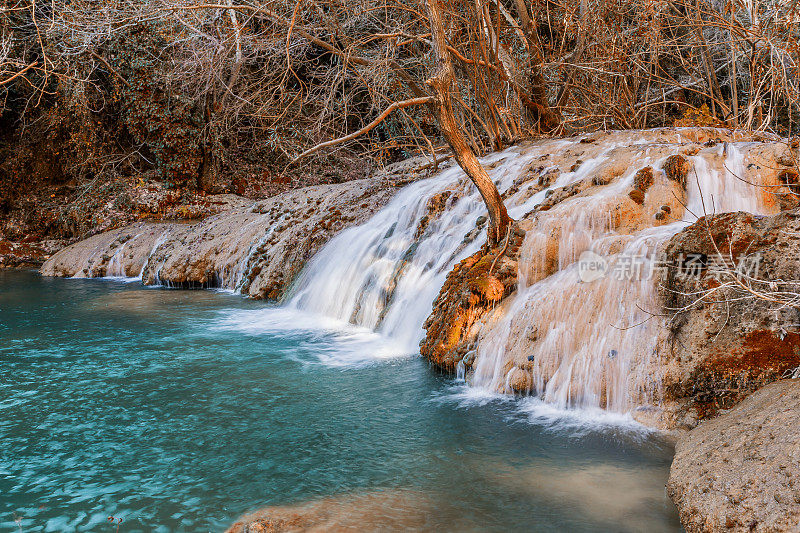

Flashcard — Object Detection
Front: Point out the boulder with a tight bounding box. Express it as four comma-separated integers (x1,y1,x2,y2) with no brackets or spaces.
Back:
668,379,800,532
658,210,800,427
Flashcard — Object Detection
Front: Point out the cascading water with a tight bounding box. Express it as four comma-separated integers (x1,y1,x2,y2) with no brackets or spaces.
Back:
28,130,786,533
105,241,127,278
142,230,171,281
276,131,780,416
286,140,576,352
107,130,766,418
470,141,777,413
218,219,280,293
105,231,145,278
471,225,677,411
283,135,663,351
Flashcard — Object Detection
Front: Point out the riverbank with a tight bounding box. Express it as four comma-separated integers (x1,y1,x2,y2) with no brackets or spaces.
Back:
39,157,435,298
0,239,65,269
668,379,800,532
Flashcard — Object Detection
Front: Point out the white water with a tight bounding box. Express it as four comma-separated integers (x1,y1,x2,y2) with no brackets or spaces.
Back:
105,241,127,277
286,138,604,353
105,231,147,280
470,141,775,413
213,307,409,366
212,217,282,293
223,133,778,414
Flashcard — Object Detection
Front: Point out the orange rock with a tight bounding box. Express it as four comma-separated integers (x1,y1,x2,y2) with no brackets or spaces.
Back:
633,166,654,191
628,188,645,204
469,275,505,302
663,155,692,188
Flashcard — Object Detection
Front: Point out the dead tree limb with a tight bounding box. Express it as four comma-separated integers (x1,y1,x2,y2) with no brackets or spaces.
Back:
289,96,435,165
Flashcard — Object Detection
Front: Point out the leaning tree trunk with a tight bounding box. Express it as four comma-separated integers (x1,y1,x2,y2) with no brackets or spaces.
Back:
424,0,512,245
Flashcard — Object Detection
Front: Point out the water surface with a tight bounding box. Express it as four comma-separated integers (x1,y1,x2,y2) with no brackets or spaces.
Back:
0,270,680,531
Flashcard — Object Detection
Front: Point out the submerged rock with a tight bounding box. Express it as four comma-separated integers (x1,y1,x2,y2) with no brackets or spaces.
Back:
668,379,800,532
226,490,434,532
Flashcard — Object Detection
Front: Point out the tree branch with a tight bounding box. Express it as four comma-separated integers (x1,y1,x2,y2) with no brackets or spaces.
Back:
0,61,38,86
289,96,435,165
89,51,130,88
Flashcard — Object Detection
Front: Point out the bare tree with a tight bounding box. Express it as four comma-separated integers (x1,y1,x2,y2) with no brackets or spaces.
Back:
2,0,798,230
424,0,511,242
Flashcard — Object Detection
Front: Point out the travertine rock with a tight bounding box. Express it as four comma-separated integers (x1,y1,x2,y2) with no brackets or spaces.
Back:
41,175,415,299
227,490,434,532
668,379,800,533
658,210,800,428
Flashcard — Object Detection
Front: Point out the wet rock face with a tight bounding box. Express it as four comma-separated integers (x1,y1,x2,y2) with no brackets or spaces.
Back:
534,177,596,212
629,166,654,204
668,379,800,533
663,154,691,188
414,190,454,240
633,166,655,191
420,224,526,371
422,129,793,409
659,210,800,427
777,169,800,211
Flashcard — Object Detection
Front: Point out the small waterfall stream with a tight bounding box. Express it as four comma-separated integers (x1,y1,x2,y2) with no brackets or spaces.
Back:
471,142,776,412
279,131,779,415
287,145,561,351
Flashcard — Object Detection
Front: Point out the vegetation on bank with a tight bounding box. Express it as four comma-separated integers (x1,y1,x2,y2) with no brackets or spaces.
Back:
0,0,798,241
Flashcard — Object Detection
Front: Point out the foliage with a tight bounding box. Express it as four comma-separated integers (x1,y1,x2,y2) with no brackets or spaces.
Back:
112,22,207,186
0,0,798,238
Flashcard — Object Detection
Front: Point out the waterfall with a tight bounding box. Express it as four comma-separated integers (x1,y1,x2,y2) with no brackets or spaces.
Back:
105,231,144,278
105,241,127,278
270,131,779,413
47,130,781,416
471,226,678,412
686,143,763,216
286,140,576,352
140,230,171,280
217,217,279,293
286,164,481,352
470,140,777,412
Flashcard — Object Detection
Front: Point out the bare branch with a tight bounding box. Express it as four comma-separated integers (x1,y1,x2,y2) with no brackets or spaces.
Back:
289,96,435,165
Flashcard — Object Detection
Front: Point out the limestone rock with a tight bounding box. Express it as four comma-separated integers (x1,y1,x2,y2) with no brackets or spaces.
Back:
777,169,800,211
659,210,800,427
41,176,409,299
227,490,434,532
668,379,800,533
663,154,691,188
